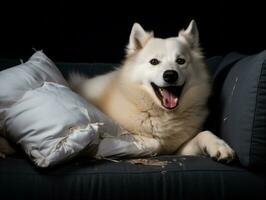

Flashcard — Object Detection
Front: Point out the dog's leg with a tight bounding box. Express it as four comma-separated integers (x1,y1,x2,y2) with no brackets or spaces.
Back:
177,130,235,162
0,136,15,158
132,135,161,156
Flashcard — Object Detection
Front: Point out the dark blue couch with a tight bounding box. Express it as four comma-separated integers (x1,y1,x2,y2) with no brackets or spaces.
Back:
0,53,265,200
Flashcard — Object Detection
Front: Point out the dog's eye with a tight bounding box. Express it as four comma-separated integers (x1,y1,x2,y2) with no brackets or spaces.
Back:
176,58,186,65
149,58,160,65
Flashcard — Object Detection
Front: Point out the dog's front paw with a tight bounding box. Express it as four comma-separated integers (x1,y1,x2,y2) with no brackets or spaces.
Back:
204,139,235,163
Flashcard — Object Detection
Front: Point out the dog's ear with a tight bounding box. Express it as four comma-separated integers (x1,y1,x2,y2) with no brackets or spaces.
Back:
126,23,153,55
179,20,199,49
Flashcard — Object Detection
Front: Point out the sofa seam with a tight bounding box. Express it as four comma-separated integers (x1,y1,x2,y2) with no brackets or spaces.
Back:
0,169,251,176
249,58,266,166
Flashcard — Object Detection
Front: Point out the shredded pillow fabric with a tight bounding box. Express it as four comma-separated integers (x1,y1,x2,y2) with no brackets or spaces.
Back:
0,51,153,167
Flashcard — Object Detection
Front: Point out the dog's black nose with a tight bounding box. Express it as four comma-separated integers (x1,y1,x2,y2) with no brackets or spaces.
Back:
163,70,179,83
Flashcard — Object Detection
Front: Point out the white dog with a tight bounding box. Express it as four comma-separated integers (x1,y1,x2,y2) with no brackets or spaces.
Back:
70,20,235,162
0,20,235,162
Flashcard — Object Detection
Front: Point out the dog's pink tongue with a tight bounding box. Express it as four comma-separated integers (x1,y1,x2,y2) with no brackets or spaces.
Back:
161,89,178,109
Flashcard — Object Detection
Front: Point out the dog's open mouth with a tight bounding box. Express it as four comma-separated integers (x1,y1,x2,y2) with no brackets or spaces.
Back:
151,82,184,110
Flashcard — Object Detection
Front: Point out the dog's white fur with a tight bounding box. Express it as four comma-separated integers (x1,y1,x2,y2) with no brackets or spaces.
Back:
70,20,235,162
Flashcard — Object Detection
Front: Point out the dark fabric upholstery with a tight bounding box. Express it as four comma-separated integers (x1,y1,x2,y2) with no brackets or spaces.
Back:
0,155,265,200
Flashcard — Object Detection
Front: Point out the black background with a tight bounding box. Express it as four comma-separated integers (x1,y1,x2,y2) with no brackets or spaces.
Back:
0,1,265,63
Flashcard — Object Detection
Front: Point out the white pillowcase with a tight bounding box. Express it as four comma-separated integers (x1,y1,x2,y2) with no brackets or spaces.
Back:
0,51,153,167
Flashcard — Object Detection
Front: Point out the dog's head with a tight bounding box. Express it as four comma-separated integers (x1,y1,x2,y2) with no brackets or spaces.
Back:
123,20,208,111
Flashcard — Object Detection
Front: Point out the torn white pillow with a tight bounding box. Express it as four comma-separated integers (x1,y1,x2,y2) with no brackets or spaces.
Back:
0,51,154,167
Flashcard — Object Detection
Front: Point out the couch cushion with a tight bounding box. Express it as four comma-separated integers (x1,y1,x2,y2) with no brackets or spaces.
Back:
0,155,265,200
208,51,266,169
